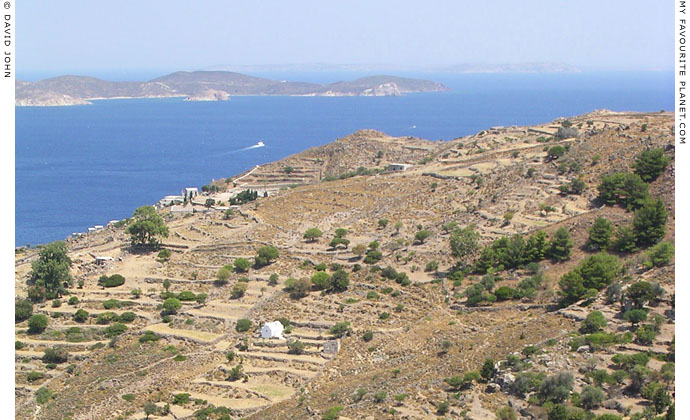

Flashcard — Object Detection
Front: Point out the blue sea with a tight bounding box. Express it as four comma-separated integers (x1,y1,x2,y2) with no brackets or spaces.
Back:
16,72,673,246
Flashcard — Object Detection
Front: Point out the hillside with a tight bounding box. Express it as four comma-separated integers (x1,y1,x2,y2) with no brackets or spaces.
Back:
14,111,675,420
15,71,449,106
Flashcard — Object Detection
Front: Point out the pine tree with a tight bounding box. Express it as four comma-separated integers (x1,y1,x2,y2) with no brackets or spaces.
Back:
633,198,668,247
587,217,614,250
548,227,573,262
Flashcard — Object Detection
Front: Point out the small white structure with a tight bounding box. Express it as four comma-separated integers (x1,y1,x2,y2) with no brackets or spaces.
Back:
107,220,120,227
260,321,284,339
182,187,199,199
95,256,113,265
94,225,104,230
388,163,412,172
159,195,185,206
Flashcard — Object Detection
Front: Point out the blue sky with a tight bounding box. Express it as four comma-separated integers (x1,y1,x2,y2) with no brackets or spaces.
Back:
19,1,672,77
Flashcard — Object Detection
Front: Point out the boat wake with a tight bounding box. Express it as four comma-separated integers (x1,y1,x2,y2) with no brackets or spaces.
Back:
222,141,265,156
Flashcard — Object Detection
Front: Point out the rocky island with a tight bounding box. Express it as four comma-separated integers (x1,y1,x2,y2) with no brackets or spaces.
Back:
15,71,448,106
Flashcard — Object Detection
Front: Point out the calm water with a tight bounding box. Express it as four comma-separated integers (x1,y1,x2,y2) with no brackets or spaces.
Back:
16,72,673,246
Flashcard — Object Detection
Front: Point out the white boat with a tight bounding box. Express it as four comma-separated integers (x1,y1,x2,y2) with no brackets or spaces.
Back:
256,141,265,147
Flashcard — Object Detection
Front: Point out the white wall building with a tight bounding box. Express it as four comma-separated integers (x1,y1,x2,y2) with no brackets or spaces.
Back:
182,187,199,199
260,321,284,339
388,163,412,172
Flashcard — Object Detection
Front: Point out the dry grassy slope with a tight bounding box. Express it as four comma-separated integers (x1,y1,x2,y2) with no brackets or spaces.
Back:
14,111,675,420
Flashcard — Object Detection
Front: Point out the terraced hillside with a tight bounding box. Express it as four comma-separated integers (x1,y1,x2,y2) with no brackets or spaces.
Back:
15,110,675,420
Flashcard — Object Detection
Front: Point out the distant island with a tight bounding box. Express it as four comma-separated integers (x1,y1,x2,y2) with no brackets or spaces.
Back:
15,71,448,106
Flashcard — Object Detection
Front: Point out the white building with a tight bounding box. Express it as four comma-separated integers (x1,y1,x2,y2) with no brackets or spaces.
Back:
260,321,284,339
182,187,199,199
159,195,185,206
388,163,412,172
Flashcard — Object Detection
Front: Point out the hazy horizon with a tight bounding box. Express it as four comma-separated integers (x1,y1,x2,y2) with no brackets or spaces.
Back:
19,1,672,78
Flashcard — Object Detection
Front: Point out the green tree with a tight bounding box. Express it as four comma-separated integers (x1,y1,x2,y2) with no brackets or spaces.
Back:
255,246,279,267
231,283,247,299
587,217,614,251
162,297,182,315
581,311,607,333
233,258,251,273
632,198,668,247
235,319,252,332
330,269,350,292
558,271,587,306
577,252,623,290
28,314,48,334
626,281,654,309
612,225,638,253
73,309,89,323
597,172,650,210
547,145,566,159
144,401,157,420
580,385,605,409
548,227,573,262
126,206,169,248
15,299,33,322
30,241,72,298
303,228,323,242
634,148,670,182
449,224,479,258
646,241,675,267
481,357,497,380
415,230,431,244
525,230,549,262
623,309,648,326
378,218,389,229
310,271,331,290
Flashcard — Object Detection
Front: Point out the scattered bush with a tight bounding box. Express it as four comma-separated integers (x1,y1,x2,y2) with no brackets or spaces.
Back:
162,297,182,315
233,257,251,273
646,241,674,267
73,309,89,323
255,246,279,267
42,346,68,364
15,299,33,322
587,217,614,251
580,311,607,333
28,314,48,334
231,283,248,299
102,299,122,309
235,319,252,333
104,323,127,338
303,228,323,242
119,312,136,323
287,340,306,355
538,371,573,403
98,274,126,288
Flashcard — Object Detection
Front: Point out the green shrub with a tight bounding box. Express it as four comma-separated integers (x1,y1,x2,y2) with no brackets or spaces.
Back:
15,299,33,322
216,267,231,284
231,282,247,299
329,322,351,337
496,406,518,420
580,385,605,409
495,286,515,301
255,245,279,267
42,346,68,364
646,241,674,267
580,311,607,333
157,248,172,262
362,331,374,342
73,309,89,323
122,393,135,402
27,314,48,334
104,323,127,338
162,297,182,315
68,296,79,305
173,393,190,405
35,387,53,405
303,227,323,242
96,311,118,325
235,318,252,333
287,340,306,355
322,405,343,420
233,258,251,273
27,371,45,382
538,371,573,403
102,299,121,309
139,331,161,343
373,391,387,403
612,225,638,253
98,274,126,288
227,363,244,380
